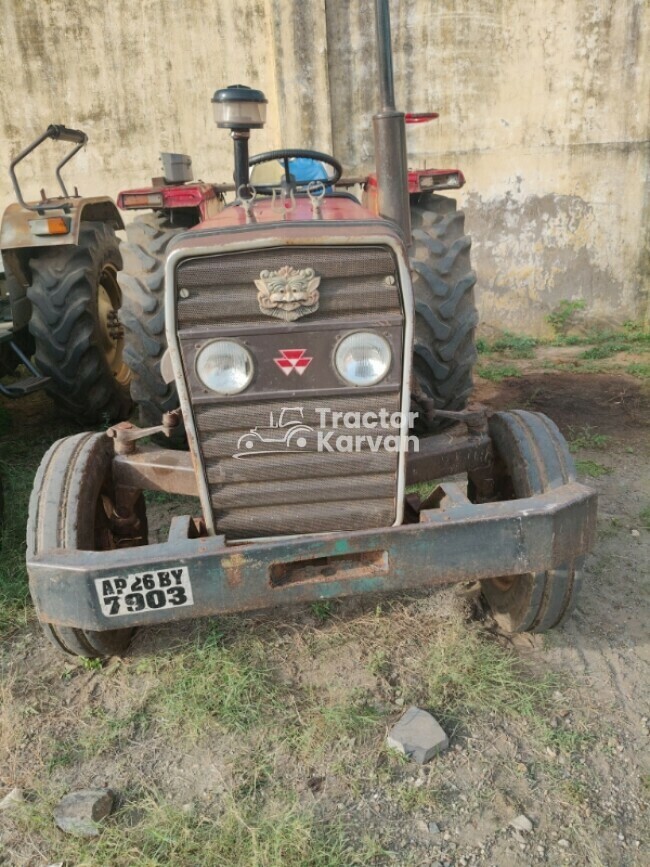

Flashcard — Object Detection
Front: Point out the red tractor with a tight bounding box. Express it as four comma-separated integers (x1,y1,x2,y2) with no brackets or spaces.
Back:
116,109,470,432
26,0,596,659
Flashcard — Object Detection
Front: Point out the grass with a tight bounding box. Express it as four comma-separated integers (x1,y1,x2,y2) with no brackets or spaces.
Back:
547,300,586,335
12,790,377,867
423,625,557,728
567,425,611,453
640,506,650,531
626,362,650,379
476,362,521,382
575,459,612,478
477,331,537,358
143,625,285,737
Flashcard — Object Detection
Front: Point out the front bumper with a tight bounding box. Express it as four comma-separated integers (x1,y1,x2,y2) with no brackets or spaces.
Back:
28,481,597,632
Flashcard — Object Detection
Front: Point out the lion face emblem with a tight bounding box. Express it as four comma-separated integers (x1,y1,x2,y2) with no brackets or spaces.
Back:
254,266,321,322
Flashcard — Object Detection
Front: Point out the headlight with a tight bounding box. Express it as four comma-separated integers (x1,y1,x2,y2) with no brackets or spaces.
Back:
196,340,254,395
335,331,391,386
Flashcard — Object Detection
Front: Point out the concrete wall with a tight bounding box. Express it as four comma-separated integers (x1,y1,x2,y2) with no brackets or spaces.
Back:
0,0,647,334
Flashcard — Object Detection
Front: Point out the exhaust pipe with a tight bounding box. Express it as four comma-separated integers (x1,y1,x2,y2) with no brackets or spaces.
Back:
373,0,411,241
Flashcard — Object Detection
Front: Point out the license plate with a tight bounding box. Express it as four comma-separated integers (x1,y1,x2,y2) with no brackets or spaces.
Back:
95,566,194,618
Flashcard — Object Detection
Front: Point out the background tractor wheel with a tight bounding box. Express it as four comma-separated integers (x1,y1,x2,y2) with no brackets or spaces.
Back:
118,212,186,428
27,221,131,423
468,410,583,633
27,431,148,659
409,194,478,433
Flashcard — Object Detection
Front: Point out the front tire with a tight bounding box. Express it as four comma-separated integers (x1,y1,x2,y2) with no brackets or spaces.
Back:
27,432,148,658
27,221,131,423
469,410,583,633
410,195,478,432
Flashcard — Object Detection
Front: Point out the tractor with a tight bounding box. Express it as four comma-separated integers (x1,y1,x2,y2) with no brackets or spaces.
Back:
0,125,130,421
26,0,596,659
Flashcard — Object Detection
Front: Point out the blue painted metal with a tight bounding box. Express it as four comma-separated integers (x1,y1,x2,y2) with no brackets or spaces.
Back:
28,481,596,632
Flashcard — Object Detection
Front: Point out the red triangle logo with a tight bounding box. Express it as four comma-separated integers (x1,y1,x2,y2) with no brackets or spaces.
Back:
274,348,313,376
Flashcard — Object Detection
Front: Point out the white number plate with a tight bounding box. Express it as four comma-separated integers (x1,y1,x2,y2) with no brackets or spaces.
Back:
95,566,194,617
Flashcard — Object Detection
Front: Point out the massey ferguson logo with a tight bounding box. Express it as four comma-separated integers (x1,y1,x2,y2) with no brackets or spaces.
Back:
274,348,313,376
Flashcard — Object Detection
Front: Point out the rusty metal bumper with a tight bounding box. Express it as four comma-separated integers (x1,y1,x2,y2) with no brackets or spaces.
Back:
28,480,597,632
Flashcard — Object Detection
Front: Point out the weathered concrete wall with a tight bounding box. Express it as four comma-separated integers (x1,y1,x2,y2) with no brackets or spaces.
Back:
0,0,647,333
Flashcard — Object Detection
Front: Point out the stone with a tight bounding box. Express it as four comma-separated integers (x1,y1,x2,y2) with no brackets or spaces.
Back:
558,838,570,848
428,821,441,835
0,787,24,811
54,788,114,837
386,706,449,764
631,529,640,537
510,814,533,833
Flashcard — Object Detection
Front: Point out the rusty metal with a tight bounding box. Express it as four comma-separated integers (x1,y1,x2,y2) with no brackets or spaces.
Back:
405,431,493,486
107,411,181,455
28,480,597,631
112,445,199,497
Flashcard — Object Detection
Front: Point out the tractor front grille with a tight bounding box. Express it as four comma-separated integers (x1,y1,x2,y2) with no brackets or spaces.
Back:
175,244,404,540
177,246,400,327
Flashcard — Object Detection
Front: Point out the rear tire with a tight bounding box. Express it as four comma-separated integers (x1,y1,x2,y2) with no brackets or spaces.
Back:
118,213,186,427
409,195,478,432
27,432,148,658
27,221,131,423
469,410,583,633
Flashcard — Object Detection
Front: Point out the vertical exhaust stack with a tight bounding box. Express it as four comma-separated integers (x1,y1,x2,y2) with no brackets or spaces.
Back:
373,0,411,241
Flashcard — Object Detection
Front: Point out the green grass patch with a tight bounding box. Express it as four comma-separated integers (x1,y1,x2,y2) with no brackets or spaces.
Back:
575,459,612,478
567,425,611,452
477,363,521,382
626,362,650,379
477,331,537,359
13,791,377,867
423,626,557,727
547,300,586,335
143,626,286,737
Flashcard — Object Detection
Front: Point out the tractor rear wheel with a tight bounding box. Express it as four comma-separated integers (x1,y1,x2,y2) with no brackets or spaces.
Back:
469,410,583,633
27,221,131,422
410,194,478,432
118,213,186,428
27,432,148,658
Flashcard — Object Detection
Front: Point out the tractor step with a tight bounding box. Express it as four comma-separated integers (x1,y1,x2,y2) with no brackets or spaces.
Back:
0,374,50,398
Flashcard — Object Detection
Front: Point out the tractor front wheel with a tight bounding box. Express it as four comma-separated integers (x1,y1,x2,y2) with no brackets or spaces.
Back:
27,432,148,658
469,410,583,633
27,221,131,422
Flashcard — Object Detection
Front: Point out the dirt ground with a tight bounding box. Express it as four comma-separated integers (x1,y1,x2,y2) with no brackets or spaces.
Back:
0,369,648,866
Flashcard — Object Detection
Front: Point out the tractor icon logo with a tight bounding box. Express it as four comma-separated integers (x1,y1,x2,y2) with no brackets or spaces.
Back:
234,406,314,459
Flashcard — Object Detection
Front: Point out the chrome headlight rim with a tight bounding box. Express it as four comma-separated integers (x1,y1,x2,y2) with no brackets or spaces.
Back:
195,338,255,395
334,330,392,387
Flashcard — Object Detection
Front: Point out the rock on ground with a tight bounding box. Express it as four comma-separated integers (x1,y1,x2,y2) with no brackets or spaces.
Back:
510,814,534,833
0,788,24,811
53,788,114,838
386,706,449,764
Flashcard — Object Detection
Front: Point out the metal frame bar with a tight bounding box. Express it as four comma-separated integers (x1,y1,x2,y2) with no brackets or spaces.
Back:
28,481,597,631
9,124,87,212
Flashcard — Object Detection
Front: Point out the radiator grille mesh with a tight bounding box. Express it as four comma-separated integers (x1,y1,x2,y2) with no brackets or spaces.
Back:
177,246,400,327
177,244,403,539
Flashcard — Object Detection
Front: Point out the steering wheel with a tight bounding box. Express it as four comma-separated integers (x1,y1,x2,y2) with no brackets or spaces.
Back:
248,148,343,195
